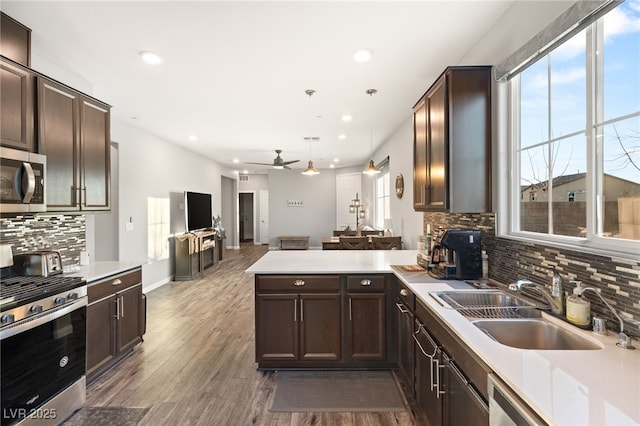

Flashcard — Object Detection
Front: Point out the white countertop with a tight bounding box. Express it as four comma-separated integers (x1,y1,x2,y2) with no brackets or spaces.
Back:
64,261,142,283
401,279,640,426
245,249,420,274
246,249,640,425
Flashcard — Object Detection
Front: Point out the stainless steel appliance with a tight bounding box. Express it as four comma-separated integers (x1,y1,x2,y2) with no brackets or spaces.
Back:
431,228,482,280
0,147,46,214
12,251,63,277
488,374,546,425
1,250,86,426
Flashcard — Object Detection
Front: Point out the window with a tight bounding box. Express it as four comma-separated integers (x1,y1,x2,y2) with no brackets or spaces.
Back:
374,171,390,230
148,197,170,261
510,0,640,254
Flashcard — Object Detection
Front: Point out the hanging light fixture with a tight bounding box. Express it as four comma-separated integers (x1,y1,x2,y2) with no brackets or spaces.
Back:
302,89,320,175
363,88,380,175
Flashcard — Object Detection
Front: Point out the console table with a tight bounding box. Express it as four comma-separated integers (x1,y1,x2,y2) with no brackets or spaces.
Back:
175,230,216,280
277,235,309,250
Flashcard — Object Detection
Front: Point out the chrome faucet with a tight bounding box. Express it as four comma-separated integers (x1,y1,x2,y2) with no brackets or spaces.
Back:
508,274,565,315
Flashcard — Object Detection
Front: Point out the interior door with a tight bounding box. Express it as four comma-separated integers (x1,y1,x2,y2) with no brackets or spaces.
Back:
259,190,269,245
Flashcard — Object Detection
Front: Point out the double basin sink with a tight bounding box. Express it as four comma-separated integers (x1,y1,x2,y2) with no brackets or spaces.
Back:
431,290,601,350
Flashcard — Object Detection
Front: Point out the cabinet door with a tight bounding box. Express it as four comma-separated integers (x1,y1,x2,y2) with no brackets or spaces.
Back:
396,301,414,396
347,293,385,360
426,75,447,210
413,97,427,210
38,77,81,211
299,293,341,360
414,323,443,426
80,98,110,210
256,294,299,361
116,285,143,354
86,296,117,380
1,59,34,151
443,354,489,426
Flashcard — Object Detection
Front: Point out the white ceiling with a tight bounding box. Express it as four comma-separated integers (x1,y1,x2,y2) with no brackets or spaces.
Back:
2,1,516,173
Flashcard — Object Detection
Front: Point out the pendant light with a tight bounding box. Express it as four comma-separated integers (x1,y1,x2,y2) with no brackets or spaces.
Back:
302,89,320,175
363,88,380,175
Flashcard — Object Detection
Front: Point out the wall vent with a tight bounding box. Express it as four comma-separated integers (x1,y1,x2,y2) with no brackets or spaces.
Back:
239,175,249,182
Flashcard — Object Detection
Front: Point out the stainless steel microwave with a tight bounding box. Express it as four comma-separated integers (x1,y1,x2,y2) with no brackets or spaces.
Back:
0,146,46,213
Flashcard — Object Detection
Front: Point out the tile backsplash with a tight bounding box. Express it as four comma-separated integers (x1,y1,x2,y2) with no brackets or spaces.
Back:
423,212,640,337
0,214,85,266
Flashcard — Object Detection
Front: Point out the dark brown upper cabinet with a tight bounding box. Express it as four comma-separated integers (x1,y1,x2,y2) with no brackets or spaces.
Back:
1,58,35,151
413,66,492,213
1,12,31,67
37,77,111,212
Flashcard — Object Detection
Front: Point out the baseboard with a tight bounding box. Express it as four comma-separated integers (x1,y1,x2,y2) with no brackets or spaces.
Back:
143,277,172,293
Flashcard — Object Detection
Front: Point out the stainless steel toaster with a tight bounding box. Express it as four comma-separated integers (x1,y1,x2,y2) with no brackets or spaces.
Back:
12,250,64,276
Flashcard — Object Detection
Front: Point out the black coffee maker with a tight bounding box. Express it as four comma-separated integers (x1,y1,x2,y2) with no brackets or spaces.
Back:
432,228,482,280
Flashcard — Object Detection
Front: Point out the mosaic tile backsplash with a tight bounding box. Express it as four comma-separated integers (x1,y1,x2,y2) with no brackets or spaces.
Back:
423,212,640,337
0,214,86,267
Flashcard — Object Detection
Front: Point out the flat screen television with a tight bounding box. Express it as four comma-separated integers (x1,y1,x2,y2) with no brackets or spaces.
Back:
185,191,212,232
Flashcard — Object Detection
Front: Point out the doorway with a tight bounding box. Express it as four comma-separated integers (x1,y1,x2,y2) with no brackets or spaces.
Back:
239,192,254,243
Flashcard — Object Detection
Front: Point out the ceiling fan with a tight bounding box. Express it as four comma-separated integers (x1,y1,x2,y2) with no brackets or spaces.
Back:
246,150,300,169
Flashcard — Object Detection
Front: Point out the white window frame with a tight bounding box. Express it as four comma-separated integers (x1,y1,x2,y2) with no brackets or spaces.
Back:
502,4,640,259
374,170,390,230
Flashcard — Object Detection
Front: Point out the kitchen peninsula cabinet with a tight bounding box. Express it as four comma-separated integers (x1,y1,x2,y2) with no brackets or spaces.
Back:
0,58,35,151
37,77,110,212
413,66,491,213
86,267,143,382
345,275,387,361
256,275,341,365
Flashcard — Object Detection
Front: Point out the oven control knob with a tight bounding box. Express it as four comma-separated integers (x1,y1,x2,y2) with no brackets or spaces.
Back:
54,297,66,305
29,305,43,314
67,293,78,300
1,314,14,324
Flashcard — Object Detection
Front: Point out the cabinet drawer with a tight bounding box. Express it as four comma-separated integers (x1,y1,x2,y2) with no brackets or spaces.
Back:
347,275,385,292
396,280,415,312
88,268,142,303
256,275,340,292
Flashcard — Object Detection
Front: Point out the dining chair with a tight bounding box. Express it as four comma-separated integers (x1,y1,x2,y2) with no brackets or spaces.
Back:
371,236,402,250
338,236,369,250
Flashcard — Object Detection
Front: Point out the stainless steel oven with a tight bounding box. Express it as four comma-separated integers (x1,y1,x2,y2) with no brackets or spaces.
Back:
0,147,46,214
1,279,87,426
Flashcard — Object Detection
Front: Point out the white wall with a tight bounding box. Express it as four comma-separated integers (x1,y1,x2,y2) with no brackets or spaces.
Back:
112,119,226,289
268,169,337,249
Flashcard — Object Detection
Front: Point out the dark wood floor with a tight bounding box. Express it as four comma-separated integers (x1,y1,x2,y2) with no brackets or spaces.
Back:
85,243,416,425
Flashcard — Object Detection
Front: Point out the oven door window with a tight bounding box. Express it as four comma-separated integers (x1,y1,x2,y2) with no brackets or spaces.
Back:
1,306,86,426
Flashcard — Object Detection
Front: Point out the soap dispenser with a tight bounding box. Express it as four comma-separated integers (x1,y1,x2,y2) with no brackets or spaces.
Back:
566,281,591,326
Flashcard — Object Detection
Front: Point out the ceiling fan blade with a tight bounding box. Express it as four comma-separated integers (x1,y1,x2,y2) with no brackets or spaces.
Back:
282,160,300,165
245,162,273,166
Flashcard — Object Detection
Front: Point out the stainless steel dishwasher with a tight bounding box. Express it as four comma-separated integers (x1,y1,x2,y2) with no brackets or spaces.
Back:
488,374,547,425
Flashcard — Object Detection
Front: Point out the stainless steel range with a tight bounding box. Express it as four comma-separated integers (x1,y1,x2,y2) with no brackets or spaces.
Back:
1,246,87,426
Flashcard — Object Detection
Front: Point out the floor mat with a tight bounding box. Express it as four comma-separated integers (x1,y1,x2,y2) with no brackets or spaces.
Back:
62,407,149,426
269,370,407,412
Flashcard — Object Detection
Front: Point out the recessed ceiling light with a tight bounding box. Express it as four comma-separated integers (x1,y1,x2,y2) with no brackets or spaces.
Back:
353,49,373,63
232,158,239,163
139,50,163,65
188,135,198,141
342,115,352,122
338,134,346,140
333,158,340,162
329,164,335,169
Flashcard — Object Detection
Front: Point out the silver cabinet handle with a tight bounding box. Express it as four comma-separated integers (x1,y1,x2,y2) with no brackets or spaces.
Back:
114,297,120,319
293,279,305,286
120,296,124,318
300,299,304,322
349,298,353,321
400,288,410,297
360,279,371,286
294,299,297,322
396,302,409,314
435,357,445,398
112,278,122,286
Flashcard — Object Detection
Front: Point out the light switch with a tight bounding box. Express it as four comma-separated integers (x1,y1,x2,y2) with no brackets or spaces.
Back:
125,222,134,231
287,200,303,207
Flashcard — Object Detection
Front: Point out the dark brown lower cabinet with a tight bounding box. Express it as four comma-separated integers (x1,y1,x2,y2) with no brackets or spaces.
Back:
413,299,490,426
86,268,144,382
254,274,395,369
